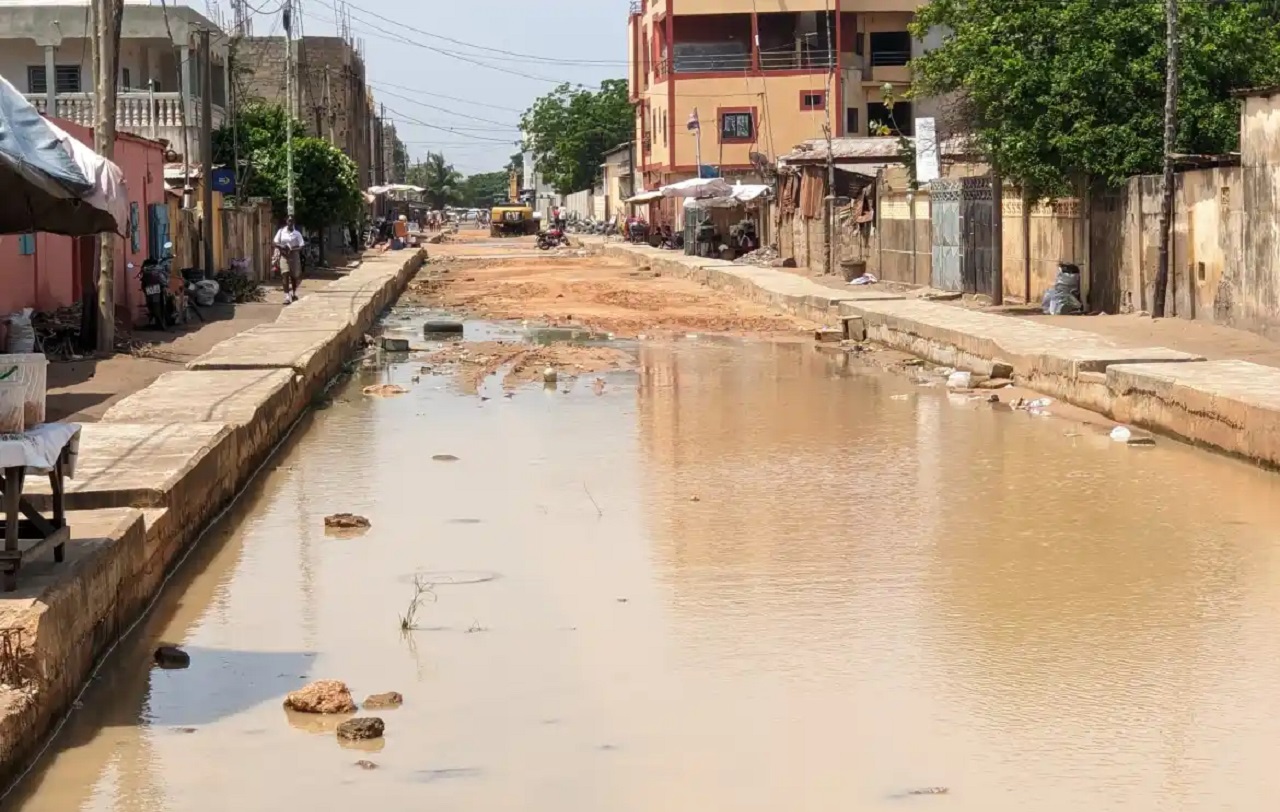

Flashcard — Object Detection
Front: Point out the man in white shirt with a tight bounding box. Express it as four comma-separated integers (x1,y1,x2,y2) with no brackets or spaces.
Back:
273,215,305,304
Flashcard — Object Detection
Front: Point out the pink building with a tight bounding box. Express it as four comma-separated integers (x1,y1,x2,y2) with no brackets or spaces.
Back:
0,119,168,326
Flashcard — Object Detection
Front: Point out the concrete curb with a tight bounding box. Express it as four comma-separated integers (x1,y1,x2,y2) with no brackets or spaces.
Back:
0,248,426,786
602,242,1280,470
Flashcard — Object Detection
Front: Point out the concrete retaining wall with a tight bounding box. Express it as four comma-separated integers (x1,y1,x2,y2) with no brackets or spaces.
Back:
0,249,425,786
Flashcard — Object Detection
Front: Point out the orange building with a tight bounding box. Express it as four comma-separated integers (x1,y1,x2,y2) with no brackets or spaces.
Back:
627,0,925,190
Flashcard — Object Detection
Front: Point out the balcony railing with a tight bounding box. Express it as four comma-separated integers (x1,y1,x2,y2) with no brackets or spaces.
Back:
869,50,911,68
25,92,226,139
760,49,835,71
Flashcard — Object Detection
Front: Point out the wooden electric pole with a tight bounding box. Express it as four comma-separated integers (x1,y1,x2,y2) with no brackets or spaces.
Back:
1153,0,1179,318
92,0,123,354
199,28,214,276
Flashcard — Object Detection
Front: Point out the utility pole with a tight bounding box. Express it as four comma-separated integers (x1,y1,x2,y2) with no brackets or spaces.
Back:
1153,0,1179,318
92,0,123,354
324,68,335,143
199,28,214,275
284,0,295,216
823,1,836,277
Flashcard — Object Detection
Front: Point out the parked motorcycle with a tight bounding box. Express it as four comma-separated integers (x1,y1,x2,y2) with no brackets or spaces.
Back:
536,227,570,250
138,241,175,329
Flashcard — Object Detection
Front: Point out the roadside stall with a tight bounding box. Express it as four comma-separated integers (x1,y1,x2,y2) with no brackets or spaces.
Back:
622,189,663,243
0,74,125,590
678,184,771,259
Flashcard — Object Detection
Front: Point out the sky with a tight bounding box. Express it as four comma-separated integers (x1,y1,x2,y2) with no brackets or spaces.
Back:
237,0,631,177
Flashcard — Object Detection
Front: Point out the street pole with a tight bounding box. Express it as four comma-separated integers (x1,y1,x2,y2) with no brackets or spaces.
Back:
199,28,214,275
92,0,123,354
824,2,836,277
991,167,1004,305
284,0,295,216
1153,0,1179,318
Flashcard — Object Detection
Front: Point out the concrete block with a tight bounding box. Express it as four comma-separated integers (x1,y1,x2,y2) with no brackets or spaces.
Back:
0,508,146,784
1107,360,1280,466
100,369,302,473
842,315,867,341
24,422,237,538
186,322,349,388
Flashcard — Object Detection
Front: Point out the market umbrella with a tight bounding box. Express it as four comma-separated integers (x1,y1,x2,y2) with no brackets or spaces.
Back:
0,73,127,236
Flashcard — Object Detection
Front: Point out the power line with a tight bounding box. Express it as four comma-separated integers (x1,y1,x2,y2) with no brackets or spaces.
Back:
364,82,520,128
381,105,521,143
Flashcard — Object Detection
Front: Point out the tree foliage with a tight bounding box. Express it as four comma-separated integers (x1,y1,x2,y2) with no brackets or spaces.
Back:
459,171,510,207
910,0,1280,196
405,152,463,209
520,79,631,194
212,102,362,231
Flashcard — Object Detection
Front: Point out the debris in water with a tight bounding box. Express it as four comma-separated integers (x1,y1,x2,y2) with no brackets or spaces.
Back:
890,394,911,401
336,717,385,741
432,454,460,462
363,692,404,710
380,336,410,352
363,383,408,397
905,787,950,796
354,760,379,770
543,366,558,383
284,680,358,714
689,495,701,502
325,513,370,529
1025,397,1053,409
1111,425,1155,445
986,393,1000,403
154,646,190,669
592,377,606,395
946,370,972,389
902,358,925,367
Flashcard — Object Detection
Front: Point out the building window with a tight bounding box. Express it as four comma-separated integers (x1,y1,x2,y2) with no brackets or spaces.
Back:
122,67,132,90
129,202,141,253
17,234,35,256
27,65,82,94
867,101,913,136
662,110,668,145
801,91,825,111
846,108,860,135
869,31,912,67
719,109,755,143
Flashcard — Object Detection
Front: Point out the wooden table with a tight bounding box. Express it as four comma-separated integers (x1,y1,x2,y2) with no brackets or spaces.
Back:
0,443,71,592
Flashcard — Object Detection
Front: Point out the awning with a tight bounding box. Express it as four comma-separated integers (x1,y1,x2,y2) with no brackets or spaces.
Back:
367,184,426,195
0,74,127,235
624,189,663,204
681,184,771,209
661,176,733,198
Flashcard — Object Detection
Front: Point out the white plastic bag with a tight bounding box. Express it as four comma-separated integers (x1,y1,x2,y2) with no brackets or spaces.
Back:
4,308,35,354
946,371,972,389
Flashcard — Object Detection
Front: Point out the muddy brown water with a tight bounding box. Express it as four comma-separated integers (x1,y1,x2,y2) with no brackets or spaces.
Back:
9,328,1280,811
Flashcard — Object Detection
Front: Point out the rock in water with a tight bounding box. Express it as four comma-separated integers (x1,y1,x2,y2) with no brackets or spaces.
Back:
284,680,357,714
337,717,385,741
324,513,370,529
363,692,404,709
154,646,190,669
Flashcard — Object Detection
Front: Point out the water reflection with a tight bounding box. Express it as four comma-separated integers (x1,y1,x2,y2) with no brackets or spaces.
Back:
10,335,1280,811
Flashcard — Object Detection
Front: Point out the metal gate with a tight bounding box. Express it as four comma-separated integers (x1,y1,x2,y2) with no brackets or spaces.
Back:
961,176,996,296
930,179,962,291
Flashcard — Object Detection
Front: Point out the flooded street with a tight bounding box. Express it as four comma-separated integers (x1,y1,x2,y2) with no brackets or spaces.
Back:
10,298,1280,809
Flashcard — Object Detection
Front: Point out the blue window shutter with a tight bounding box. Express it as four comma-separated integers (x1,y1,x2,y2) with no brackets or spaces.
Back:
129,202,141,253
17,234,35,256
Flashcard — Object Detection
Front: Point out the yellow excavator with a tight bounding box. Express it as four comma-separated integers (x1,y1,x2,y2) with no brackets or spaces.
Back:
489,170,536,237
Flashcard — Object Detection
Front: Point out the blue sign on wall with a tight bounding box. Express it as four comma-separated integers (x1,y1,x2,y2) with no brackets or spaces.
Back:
210,168,236,195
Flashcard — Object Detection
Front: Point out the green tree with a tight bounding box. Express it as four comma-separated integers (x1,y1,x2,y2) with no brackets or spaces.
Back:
459,171,511,207
910,0,1280,197
211,102,362,231
520,79,631,194
406,152,463,209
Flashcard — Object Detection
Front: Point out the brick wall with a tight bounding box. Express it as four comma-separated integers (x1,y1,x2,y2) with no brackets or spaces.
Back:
235,36,375,186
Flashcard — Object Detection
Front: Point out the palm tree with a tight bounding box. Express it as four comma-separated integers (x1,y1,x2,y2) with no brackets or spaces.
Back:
408,152,462,209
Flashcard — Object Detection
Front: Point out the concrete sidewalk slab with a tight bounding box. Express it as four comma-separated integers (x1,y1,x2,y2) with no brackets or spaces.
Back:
1107,360,1280,466
185,323,348,386
24,422,235,535
100,369,302,473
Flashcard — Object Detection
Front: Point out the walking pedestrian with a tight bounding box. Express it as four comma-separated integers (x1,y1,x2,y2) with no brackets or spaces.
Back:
273,215,306,304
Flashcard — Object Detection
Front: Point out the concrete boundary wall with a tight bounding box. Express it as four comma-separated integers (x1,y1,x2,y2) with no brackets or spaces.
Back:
603,241,1280,471
0,249,426,787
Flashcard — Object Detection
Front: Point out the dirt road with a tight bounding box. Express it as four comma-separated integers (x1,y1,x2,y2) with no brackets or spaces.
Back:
407,232,813,339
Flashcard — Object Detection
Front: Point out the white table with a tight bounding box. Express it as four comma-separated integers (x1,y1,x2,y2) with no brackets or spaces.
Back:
0,423,80,591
